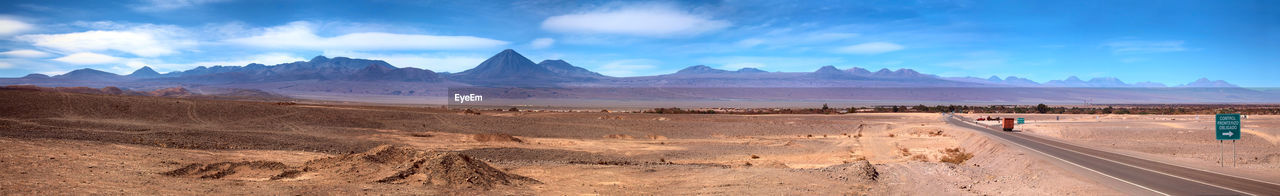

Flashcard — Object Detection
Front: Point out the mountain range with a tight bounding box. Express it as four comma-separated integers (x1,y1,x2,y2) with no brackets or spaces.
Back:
0,49,1265,104
8,49,1236,88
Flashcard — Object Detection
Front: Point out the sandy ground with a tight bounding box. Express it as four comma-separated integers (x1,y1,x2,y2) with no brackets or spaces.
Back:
0,90,1120,195
962,113,1280,184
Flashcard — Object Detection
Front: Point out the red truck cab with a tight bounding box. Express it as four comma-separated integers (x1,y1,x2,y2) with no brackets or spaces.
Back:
1002,118,1015,131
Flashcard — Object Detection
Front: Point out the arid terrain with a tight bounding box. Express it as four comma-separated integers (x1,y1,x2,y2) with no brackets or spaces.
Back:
2,88,1214,195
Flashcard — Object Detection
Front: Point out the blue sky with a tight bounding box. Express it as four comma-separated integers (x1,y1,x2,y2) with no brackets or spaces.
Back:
0,0,1276,86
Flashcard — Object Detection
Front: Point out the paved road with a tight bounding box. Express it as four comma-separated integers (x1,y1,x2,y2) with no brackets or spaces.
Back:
944,114,1280,195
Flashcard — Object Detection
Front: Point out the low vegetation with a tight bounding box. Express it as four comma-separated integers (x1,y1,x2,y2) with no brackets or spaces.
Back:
939,148,974,164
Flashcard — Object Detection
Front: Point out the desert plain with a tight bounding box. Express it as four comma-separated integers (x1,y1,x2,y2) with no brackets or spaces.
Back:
1,88,1277,195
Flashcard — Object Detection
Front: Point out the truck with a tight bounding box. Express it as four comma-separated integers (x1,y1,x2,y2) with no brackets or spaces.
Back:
1002,118,1016,131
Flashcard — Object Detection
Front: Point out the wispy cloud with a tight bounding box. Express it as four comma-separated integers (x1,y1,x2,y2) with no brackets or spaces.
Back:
834,42,904,55
0,49,52,58
17,23,196,57
225,21,508,51
529,38,555,49
0,18,34,36
1102,40,1187,54
541,3,730,38
52,52,124,65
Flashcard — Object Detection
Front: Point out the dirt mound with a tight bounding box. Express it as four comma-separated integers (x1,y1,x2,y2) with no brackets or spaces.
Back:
374,152,539,188
804,160,879,182
303,145,539,188
164,145,538,189
473,133,523,143
162,161,293,180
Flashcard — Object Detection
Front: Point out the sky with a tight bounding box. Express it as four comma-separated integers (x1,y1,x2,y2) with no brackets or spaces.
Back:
0,0,1277,86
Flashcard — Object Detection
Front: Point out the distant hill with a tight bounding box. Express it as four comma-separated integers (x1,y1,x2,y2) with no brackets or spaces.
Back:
21,73,50,79
127,66,162,78
164,56,408,82
538,59,608,79
1180,78,1237,88
669,65,769,75
54,68,125,81
449,49,604,86
347,64,441,82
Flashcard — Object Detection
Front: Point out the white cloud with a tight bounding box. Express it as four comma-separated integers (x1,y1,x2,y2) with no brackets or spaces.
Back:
322,51,487,73
225,21,508,51
530,38,555,49
0,18,34,36
133,0,230,11
17,24,196,57
52,52,123,65
0,61,12,69
1102,40,1186,54
596,59,658,77
0,49,51,58
835,42,904,55
541,4,730,37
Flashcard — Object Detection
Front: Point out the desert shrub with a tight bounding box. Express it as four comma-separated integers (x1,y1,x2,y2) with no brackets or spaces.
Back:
910,154,929,162
751,154,760,159
929,130,944,136
939,148,974,164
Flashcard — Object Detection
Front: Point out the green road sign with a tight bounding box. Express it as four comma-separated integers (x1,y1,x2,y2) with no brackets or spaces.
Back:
1016,118,1024,124
1216,113,1241,140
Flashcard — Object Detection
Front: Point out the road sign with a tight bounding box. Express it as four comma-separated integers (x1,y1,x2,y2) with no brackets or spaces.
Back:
1016,118,1025,124
1216,113,1241,140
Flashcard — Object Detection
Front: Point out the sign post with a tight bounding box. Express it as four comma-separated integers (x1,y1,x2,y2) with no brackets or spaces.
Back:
1016,118,1025,124
1216,113,1241,167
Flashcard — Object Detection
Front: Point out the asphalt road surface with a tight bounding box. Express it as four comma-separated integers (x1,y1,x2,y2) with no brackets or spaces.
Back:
944,114,1280,195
